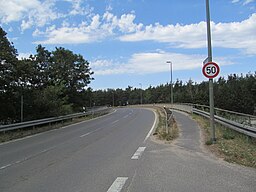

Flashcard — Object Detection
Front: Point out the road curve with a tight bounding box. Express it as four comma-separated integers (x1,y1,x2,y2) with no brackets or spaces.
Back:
0,108,156,192
1,108,255,192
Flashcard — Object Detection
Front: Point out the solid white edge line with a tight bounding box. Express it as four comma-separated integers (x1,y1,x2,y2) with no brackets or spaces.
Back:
143,110,157,143
107,177,128,192
131,147,146,160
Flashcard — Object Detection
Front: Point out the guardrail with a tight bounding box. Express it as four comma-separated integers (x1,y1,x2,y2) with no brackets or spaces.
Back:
0,107,112,133
166,103,256,138
192,108,256,138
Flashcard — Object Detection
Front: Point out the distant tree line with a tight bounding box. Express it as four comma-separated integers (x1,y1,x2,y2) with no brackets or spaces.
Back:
0,27,93,124
92,75,256,115
1,26,255,124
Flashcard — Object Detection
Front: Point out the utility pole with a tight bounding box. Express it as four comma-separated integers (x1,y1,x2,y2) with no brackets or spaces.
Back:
166,61,173,105
139,83,143,105
21,95,24,122
206,0,216,143
112,91,115,107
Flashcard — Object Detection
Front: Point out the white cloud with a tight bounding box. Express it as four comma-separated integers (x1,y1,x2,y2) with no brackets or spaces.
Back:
32,8,256,55
63,0,94,16
0,0,37,23
120,13,256,55
243,0,255,5
231,0,255,5
33,12,141,44
0,0,94,31
91,51,233,76
0,0,60,31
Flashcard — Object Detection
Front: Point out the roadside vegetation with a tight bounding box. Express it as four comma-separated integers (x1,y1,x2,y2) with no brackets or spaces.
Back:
153,107,179,142
1,27,94,124
193,114,256,168
1,26,255,126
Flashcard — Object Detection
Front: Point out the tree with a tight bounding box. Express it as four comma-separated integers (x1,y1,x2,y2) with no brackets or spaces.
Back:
50,47,94,111
0,27,94,123
0,27,19,123
0,27,18,91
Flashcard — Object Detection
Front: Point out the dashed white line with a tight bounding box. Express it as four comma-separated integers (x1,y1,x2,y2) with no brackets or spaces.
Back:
79,132,92,138
0,146,57,171
0,164,11,170
0,109,117,146
107,177,128,192
131,147,146,160
111,120,119,124
123,115,129,119
79,126,105,138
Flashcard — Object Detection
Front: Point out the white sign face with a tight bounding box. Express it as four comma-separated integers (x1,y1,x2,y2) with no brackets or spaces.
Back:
202,62,220,79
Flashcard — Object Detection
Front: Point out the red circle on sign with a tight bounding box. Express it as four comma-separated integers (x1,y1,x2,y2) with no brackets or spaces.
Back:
202,62,220,79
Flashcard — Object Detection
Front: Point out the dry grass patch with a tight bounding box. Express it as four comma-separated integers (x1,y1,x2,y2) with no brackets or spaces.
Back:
193,114,256,168
153,107,179,142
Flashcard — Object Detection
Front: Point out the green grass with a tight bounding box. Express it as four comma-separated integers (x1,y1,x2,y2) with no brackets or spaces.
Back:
193,114,256,168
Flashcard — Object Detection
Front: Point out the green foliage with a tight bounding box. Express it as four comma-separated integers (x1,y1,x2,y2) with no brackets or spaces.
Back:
222,128,235,140
32,85,73,118
91,73,255,116
205,140,213,145
0,27,93,124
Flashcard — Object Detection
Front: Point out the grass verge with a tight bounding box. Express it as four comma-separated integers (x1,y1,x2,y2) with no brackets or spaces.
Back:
193,114,256,168
153,107,179,141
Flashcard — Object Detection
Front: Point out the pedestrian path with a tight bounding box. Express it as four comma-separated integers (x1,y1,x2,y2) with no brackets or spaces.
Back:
126,110,256,192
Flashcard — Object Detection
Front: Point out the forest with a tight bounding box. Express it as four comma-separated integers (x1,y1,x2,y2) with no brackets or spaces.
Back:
92,73,256,116
1,27,255,124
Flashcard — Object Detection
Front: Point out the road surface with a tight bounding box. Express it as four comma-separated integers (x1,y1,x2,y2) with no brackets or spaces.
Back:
0,108,255,192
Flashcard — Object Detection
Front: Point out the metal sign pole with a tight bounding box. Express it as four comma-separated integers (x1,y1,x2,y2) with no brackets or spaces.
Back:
206,0,216,143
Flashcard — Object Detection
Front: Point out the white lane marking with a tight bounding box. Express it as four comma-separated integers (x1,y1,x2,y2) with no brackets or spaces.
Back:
0,146,57,171
131,147,146,160
79,126,105,138
111,120,119,124
107,177,128,192
143,110,157,143
0,164,11,170
79,132,92,138
123,115,129,119
0,109,117,146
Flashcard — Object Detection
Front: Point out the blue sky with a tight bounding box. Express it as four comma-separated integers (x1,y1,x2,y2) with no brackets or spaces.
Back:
0,0,255,90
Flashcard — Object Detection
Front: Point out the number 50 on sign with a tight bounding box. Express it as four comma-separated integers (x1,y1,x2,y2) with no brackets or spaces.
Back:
202,62,220,79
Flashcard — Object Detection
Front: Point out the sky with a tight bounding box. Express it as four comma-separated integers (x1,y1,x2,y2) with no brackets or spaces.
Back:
0,0,255,90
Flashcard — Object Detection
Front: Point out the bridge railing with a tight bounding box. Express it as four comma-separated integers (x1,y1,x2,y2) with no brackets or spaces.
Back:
163,103,256,138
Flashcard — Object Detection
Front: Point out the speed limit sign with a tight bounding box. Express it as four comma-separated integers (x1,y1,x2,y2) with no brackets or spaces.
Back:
202,62,220,79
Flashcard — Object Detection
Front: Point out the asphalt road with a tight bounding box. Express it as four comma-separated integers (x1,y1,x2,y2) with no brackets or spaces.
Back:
0,108,255,192
126,110,256,192
0,108,156,192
